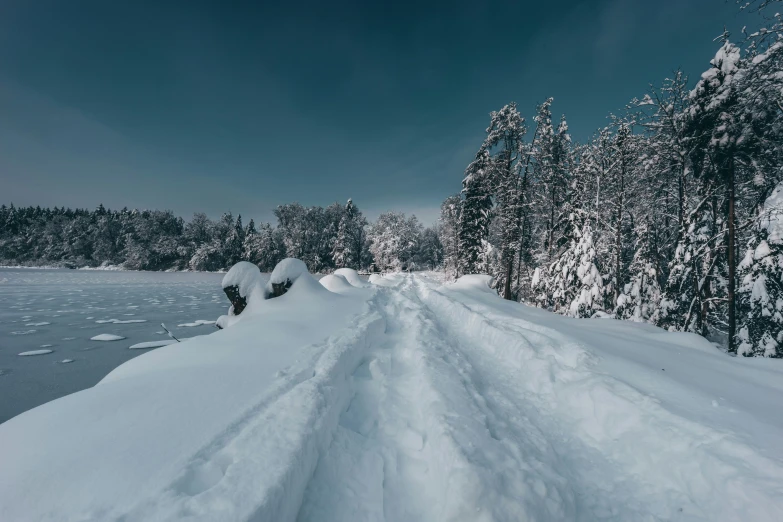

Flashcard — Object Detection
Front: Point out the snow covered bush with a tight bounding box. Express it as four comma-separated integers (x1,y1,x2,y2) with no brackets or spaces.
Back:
266,258,309,297
736,184,783,357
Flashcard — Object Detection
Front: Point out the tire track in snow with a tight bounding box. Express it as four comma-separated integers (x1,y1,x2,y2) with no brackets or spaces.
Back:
298,275,574,521
414,274,783,522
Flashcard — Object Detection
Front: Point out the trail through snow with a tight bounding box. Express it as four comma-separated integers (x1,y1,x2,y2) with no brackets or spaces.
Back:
2,272,783,521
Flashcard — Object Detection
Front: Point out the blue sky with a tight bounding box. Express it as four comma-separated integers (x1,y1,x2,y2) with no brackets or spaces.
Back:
0,0,756,225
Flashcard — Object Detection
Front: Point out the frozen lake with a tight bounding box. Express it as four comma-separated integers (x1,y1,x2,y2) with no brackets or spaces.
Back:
0,268,231,424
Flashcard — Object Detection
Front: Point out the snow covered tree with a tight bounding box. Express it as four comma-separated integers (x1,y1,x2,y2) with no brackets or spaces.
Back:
439,194,462,280
458,149,494,275
616,222,662,322
547,213,606,318
736,183,783,357
368,212,422,271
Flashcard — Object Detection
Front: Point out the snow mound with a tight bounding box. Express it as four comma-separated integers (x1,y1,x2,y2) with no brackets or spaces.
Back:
319,274,356,294
333,268,369,287
18,350,53,356
451,274,495,293
90,334,126,341
266,258,309,295
219,259,333,329
368,274,383,284
222,261,265,302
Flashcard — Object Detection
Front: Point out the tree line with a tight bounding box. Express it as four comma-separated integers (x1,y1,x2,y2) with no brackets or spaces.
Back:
437,8,783,357
0,199,443,274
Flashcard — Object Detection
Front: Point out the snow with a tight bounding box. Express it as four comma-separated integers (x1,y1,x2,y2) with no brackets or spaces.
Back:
267,258,309,291
177,320,215,327
761,182,783,242
319,274,357,294
90,334,126,341
2,270,783,521
333,268,370,287
17,349,53,356
222,261,266,301
128,340,180,350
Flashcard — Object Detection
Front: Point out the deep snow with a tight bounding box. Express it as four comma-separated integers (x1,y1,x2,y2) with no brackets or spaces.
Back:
1,270,782,521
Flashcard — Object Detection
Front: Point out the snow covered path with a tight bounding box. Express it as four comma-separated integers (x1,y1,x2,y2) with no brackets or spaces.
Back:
2,271,783,521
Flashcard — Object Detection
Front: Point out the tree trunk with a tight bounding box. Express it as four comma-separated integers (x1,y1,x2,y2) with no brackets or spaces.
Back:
727,159,737,353
503,257,514,300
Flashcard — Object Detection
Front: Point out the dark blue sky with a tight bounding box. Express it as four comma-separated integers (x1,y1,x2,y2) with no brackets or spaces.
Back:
0,0,755,224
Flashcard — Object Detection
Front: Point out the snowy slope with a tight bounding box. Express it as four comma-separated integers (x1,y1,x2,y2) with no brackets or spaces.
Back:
1,272,783,521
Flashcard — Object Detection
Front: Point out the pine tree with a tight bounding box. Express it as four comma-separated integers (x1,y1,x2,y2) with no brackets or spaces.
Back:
616,222,662,322
736,183,783,357
458,149,493,275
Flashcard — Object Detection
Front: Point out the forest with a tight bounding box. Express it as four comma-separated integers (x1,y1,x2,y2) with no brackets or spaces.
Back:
437,4,783,358
0,200,442,275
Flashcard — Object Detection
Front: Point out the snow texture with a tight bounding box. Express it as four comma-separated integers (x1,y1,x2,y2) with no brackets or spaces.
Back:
1,272,782,522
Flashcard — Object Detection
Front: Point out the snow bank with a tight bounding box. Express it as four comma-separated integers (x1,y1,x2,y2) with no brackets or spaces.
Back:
319,274,355,294
450,273,495,293
218,259,332,329
0,258,377,522
417,274,783,521
333,268,369,288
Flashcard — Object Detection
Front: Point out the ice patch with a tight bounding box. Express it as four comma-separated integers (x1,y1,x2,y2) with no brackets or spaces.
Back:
177,320,215,327
90,334,126,341
95,319,147,324
18,350,53,356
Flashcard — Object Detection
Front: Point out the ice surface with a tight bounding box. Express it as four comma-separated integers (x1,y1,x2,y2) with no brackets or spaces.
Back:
1,271,782,521
90,334,126,341
177,320,215,327
96,319,147,324
0,268,226,423
17,350,53,356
